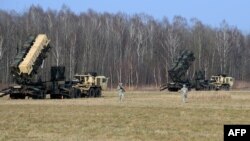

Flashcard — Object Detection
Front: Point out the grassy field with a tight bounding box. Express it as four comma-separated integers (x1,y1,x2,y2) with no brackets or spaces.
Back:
0,90,250,141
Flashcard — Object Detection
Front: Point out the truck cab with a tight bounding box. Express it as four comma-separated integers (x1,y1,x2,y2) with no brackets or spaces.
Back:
210,75,234,90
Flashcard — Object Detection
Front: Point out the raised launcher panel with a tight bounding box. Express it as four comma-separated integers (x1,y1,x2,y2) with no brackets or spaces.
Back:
18,34,50,75
11,36,36,70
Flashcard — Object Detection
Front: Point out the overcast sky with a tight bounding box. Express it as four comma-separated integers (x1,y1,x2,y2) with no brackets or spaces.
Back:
1,0,249,32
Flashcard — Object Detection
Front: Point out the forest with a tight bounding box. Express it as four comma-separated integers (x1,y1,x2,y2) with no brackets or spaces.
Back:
0,6,249,89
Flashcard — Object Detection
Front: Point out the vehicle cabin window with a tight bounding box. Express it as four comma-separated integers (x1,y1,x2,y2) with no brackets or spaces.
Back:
74,76,79,80
102,79,106,83
97,78,101,85
213,77,218,81
85,76,89,82
81,76,85,82
226,78,229,83
75,76,82,82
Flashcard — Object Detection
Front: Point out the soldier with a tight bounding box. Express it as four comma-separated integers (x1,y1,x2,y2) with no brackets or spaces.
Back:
117,83,125,102
180,84,188,103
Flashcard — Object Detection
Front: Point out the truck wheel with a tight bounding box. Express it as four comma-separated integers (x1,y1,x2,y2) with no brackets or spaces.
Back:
32,94,38,99
9,93,16,99
69,88,75,98
10,93,20,99
50,94,60,99
222,84,230,91
19,94,26,99
74,89,81,98
41,92,46,99
95,88,101,97
89,88,95,97
32,91,45,99
50,94,55,99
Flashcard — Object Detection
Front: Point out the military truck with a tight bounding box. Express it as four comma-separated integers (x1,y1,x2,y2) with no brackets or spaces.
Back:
194,71,234,91
72,72,108,97
209,74,234,90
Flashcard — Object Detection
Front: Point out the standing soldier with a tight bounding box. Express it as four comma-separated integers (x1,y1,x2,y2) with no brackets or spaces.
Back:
117,83,125,102
180,84,188,103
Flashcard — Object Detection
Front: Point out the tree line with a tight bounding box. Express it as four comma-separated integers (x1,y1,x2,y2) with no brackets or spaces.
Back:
0,6,249,89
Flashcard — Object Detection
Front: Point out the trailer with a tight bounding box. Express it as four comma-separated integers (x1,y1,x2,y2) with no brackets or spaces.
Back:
160,50,234,92
0,34,73,99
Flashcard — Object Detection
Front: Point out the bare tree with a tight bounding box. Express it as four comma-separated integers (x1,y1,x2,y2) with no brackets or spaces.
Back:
215,20,231,74
0,6,249,87
0,35,3,60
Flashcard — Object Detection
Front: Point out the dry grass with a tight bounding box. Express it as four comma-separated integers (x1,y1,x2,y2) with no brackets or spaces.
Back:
188,91,231,101
0,90,250,141
233,80,250,89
